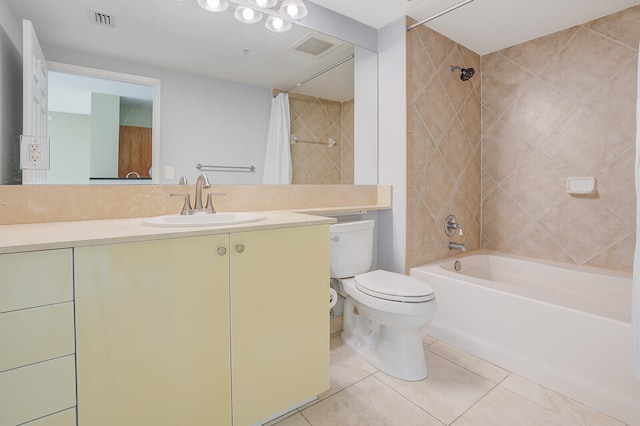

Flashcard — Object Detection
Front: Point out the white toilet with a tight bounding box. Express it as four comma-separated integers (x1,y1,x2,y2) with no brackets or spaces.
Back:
330,220,436,381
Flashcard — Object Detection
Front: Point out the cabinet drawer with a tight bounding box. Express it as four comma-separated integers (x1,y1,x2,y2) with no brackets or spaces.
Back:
0,302,75,372
0,355,76,426
0,249,73,313
22,408,76,426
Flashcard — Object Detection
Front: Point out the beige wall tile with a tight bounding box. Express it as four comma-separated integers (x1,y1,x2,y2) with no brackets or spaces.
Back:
407,26,481,270
585,233,636,271
585,5,640,49
482,121,533,184
501,27,579,76
501,79,577,147
586,53,638,139
481,54,534,117
480,5,639,272
540,107,633,176
289,93,352,185
539,197,631,263
540,27,636,105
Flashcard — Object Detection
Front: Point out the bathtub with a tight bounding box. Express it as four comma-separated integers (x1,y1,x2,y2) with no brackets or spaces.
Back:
410,251,639,424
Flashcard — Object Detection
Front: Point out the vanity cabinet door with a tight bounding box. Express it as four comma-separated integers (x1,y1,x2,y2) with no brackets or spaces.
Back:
0,249,76,426
75,235,231,426
230,225,330,426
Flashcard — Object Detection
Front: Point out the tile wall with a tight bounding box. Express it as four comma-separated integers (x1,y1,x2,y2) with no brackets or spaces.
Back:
406,19,482,270
481,6,640,272
289,93,354,184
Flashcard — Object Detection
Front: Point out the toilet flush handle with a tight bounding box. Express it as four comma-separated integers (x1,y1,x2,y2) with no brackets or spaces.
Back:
331,236,340,242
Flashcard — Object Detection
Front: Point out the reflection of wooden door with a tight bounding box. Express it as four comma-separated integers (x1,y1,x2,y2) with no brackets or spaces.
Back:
118,126,152,178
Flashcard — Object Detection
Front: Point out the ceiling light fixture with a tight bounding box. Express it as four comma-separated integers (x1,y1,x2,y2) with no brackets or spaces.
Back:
234,5,263,23
265,15,292,33
279,0,308,20
197,0,229,12
248,0,278,8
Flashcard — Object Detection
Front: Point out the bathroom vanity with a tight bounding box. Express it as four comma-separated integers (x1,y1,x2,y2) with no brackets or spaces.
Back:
0,212,332,425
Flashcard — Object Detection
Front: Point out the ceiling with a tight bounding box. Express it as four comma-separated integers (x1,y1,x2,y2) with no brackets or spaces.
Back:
311,0,640,55
5,0,639,101
5,0,356,101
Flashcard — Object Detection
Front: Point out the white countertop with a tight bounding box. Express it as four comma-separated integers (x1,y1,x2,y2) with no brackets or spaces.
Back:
0,211,336,254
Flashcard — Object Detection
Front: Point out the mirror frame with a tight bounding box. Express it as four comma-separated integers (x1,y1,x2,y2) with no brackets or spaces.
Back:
47,61,162,184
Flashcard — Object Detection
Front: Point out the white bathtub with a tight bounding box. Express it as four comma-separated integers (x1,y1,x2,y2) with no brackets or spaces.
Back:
410,251,639,424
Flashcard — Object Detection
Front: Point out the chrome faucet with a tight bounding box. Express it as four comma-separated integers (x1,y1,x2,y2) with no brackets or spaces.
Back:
448,242,467,252
194,173,211,210
170,173,218,215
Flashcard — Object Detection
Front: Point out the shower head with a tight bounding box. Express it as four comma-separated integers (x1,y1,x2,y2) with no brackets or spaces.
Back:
449,65,475,81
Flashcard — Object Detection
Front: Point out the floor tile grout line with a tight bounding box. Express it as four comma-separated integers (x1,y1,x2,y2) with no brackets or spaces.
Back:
424,346,509,388
447,380,502,425
497,374,627,426
369,372,440,423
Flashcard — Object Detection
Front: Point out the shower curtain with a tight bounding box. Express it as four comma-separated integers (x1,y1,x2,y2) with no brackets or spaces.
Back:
262,92,292,184
634,42,640,380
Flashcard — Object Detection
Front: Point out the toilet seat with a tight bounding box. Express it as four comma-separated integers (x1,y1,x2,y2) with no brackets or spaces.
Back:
355,270,434,303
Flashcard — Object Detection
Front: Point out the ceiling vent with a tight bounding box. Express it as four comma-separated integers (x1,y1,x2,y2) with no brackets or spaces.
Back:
90,9,116,27
289,33,341,58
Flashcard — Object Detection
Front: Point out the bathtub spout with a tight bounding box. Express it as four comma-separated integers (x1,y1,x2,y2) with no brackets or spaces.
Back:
448,242,467,252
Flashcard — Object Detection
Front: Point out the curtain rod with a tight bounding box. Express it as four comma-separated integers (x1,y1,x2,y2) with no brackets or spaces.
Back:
283,54,355,93
406,0,475,31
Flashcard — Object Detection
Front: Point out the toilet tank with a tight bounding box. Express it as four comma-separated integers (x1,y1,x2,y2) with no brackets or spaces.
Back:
329,220,374,278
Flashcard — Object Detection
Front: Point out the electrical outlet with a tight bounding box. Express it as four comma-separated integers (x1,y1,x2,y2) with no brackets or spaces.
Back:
20,136,50,170
29,144,42,165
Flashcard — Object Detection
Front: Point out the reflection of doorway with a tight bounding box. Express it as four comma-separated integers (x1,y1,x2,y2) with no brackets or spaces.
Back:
118,126,152,178
46,62,160,183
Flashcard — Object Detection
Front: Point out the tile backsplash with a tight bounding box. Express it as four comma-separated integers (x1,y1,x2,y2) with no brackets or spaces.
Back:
481,5,639,272
0,185,387,225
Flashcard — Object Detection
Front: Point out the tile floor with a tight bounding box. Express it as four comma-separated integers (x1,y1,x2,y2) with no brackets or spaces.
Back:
267,333,626,426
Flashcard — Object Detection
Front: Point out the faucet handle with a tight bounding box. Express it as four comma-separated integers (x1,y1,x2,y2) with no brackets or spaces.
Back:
170,193,192,215
205,193,226,214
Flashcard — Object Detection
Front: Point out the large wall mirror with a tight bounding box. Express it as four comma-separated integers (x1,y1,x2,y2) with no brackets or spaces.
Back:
2,0,378,185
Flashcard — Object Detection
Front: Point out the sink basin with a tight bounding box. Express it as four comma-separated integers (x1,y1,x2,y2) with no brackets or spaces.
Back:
143,212,266,227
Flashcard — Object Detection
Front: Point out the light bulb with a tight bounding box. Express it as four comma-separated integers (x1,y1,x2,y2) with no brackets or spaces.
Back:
256,0,268,6
242,7,255,20
206,0,221,8
265,15,292,32
286,4,299,17
272,17,283,29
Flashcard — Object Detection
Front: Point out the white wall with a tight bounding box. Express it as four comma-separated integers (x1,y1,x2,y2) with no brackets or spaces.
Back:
90,93,120,178
353,46,378,185
0,0,20,53
47,111,90,184
0,0,21,184
44,45,272,185
377,17,407,273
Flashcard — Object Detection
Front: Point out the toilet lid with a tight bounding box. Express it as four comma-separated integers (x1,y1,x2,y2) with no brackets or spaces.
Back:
354,270,434,303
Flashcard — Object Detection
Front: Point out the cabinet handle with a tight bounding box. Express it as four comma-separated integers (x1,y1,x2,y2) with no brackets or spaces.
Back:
235,244,245,253
217,247,227,256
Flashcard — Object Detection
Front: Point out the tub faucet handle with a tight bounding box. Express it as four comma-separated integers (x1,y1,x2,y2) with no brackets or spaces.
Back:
444,215,463,237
